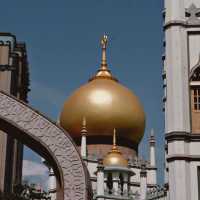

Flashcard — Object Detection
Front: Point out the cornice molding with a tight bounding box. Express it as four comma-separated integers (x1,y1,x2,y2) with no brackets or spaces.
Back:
164,20,200,30
167,154,200,162
165,131,200,142
0,65,15,71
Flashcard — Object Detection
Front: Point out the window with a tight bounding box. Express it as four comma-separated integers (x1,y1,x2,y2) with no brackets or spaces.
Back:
198,166,200,200
107,173,113,194
191,87,200,133
193,88,200,111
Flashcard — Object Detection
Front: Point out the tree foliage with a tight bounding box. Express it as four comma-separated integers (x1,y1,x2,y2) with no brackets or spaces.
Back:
0,183,51,200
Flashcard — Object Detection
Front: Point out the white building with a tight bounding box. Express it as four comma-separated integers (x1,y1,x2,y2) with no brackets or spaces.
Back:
163,0,200,200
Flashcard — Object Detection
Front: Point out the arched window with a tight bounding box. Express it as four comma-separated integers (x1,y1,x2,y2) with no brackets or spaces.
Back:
190,57,200,133
107,173,113,194
191,87,200,110
119,173,124,195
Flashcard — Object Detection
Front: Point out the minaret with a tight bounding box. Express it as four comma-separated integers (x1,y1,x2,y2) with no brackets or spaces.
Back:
80,117,87,159
48,168,56,200
148,129,157,185
42,158,56,200
149,129,156,167
110,129,120,196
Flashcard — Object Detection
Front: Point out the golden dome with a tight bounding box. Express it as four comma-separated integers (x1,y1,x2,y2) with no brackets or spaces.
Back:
60,35,145,144
103,129,128,167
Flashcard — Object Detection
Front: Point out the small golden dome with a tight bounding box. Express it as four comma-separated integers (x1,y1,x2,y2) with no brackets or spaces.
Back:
103,129,128,167
59,35,145,144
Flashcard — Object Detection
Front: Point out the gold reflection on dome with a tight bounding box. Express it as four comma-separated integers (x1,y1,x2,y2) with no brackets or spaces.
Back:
59,35,145,144
89,89,112,105
103,129,128,167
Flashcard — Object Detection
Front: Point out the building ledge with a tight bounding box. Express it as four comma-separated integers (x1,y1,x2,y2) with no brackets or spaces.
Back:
167,154,200,162
166,131,200,142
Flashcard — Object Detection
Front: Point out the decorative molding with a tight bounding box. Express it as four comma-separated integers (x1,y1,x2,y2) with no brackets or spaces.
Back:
165,131,200,142
164,4,200,30
104,166,135,176
167,154,200,162
0,91,91,200
190,54,200,81
97,159,104,171
147,186,167,199
147,167,157,170
164,20,200,30
186,4,200,25
0,65,15,71
140,162,147,177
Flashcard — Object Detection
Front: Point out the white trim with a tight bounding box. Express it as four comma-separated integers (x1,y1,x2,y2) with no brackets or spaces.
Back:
190,81,200,86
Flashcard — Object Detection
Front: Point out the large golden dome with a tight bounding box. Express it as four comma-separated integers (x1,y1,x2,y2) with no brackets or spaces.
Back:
60,35,145,144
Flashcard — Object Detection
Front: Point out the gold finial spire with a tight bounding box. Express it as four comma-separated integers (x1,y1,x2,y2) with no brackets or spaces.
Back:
81,117,87,136
112,128,118,151
89,35,117,81
113,128,116,146
101,35,108,68
102,128,128,167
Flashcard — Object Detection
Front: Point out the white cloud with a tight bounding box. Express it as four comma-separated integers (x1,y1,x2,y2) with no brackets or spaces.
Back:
22,160,48,176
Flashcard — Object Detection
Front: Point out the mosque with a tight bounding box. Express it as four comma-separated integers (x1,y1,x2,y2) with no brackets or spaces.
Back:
1,0,200,200
54,35,161,200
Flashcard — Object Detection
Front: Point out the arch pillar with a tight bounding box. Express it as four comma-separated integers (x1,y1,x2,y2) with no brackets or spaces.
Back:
0,91,92,200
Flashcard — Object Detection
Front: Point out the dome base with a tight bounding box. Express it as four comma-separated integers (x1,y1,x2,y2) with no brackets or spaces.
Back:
75,135,138,159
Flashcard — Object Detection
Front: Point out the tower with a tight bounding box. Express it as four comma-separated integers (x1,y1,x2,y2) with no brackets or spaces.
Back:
148,129,157,185
0,33,29,192
164,1,200,199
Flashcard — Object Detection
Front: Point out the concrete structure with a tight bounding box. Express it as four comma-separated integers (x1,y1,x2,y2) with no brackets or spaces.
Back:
163,0,200,199
0,90,92,200
0,33,29,193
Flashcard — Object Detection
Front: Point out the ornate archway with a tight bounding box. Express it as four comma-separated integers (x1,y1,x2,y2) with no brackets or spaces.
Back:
0,91,92,200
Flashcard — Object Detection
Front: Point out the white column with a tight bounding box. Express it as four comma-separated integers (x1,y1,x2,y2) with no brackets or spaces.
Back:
81,134,87,158
165,2,190,133
149,129,156,167
164,143,168,185
96,160,104,199
164,1,191,200
112,172,119,196
123,173,128,196
80,117,87,159
48,168,56,200
149,129,157,185
104,173,107,192
140,165,147,200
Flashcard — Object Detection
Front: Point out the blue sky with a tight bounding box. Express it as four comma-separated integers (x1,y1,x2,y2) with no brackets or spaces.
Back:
0,0,164,185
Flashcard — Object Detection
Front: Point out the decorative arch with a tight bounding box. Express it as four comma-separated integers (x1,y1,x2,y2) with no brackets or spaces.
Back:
190,56,200,81
0,91,92,200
